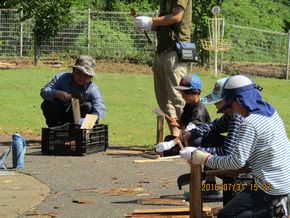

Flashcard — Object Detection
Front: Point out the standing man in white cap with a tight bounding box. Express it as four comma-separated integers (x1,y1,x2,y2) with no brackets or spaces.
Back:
180,75,290,217
134,0,192,137
40,55,105,127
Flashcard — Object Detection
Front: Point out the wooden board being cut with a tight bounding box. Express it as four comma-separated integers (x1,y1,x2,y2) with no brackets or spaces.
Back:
80,114,98,129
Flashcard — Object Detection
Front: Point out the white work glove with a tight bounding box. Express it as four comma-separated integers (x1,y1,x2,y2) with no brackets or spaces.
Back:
180,147,212,164
185,122,196,131
135,16,152,32
78,118,85,125
155,140,175,153
192,149,212,165
179,147,197,161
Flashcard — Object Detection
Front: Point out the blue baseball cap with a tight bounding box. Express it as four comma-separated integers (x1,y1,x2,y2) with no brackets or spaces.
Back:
175,74,202,91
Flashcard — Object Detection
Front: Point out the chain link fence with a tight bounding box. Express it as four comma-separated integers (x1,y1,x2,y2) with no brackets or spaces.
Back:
0,9,289,79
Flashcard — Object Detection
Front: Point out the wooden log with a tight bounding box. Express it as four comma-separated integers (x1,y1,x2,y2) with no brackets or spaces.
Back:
133,159,173,163
190,164,202,218
133,208,189,214
136,198,188,206
106,150,144,156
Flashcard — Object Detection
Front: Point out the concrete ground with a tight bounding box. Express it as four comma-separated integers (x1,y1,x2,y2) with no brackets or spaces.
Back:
0,134,222,218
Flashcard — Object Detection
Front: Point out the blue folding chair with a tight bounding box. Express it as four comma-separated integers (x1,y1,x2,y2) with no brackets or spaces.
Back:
0,146,11,171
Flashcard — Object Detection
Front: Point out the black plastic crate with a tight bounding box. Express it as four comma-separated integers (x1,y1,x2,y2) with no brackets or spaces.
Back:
41,123,108,156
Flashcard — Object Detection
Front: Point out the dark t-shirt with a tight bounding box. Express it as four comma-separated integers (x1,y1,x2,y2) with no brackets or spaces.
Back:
157,0,192,52
180,101,211,128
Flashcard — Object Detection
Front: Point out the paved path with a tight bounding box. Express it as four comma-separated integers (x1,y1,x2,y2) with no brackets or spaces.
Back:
0,171,50,218
0,134,222,218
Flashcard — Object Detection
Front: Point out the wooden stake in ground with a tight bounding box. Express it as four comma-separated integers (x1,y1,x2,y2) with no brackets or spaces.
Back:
190,164,202,218
176,140,203,218
152,108,180,128
156,115,165,144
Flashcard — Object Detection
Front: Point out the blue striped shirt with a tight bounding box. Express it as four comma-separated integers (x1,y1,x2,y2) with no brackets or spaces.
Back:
207,111,290,195
40,72,106,121
193,113,244,156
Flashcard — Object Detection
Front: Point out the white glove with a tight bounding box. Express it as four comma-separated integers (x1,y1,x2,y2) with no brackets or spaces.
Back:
192,149,212,165
78,118,85,125
135,16,152,32
179,147,197,161
185,122,196,131
155,140,175,153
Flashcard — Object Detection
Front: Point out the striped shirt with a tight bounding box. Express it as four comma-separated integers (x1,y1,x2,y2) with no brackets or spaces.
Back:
195,113,244,156
207,111,290,195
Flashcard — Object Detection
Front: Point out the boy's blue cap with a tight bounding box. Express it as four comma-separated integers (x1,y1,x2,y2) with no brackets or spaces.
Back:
175,74,202,91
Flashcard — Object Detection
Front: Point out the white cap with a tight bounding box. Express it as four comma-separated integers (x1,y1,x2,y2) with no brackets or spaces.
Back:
200,77,228,104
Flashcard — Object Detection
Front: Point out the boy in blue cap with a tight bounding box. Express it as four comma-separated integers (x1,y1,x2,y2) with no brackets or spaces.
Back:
155,74,210,156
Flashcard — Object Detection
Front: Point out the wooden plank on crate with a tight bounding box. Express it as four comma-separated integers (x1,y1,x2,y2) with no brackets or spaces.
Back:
80,114,98,129
71,98,81,124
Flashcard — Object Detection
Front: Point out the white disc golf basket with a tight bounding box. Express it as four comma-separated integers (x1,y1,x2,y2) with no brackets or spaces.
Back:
201,6,231,77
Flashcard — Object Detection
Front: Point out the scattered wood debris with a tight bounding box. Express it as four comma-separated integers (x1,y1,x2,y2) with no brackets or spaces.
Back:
74,187,99,193
72,198,94,204
25,211,57,217
100,186,148,196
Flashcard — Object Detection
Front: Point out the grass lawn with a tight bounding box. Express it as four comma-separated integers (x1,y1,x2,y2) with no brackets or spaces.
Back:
0,65,289,148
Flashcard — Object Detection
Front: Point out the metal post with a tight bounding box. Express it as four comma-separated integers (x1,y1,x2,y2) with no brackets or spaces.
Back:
20,9,23,58
286,31,290,80
87,9,91,54
214,16,218,77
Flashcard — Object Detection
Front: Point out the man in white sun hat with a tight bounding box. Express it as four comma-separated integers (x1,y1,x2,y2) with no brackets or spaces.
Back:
179,75,290,217
40,55,106,127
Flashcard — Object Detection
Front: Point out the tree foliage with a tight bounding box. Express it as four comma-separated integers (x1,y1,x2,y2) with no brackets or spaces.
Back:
1,0,77,65
221,0,290,32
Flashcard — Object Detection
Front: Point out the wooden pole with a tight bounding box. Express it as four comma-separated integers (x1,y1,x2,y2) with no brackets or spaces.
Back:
156,115,165,144
190,163,203,218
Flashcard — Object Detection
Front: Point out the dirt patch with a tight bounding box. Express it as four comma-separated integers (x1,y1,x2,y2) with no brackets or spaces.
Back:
0,59,32,69
0,58,152,74
1,58,287,78
96,60,152,74
223,62,287,79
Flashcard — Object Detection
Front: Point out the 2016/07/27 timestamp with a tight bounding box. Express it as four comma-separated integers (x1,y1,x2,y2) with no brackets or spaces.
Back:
201,183,271,192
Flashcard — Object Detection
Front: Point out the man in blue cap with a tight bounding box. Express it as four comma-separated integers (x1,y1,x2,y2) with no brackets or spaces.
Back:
179,75,290,217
